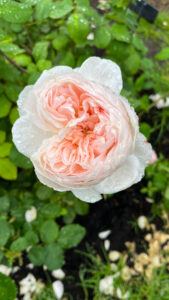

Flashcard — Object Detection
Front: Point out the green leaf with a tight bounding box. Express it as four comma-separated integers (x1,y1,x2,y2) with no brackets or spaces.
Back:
10,237,29,251
132,34,147,55
94,26,111,48
58,224,86,248
67,13,90,44
40,203,63,218
63,206,76,224
0,43,23,56
0,142,12,158
155,47,169,60
0,220,11,246
75,198,89,215
9,146,33,169
9,107,19,124
0,273,17,300
28,245,46,266
37,59,52,72
33,41,49,61
36,185,53,200
52,34,69,51
75,0,90,7
0,1,33,24
0,158,17,180
25,230,39,245
0,95,12,118
0,57,20,82
50,0,73,19
40,220,59,243
4,84,22,103
35,0,52,20
0,196,10,213
124,52,140,75
14,54,32,67
45,243,64,270
111,23,131,43
0,131,6,144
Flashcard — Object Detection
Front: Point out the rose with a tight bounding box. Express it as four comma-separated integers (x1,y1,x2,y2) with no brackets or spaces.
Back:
12,57,152,203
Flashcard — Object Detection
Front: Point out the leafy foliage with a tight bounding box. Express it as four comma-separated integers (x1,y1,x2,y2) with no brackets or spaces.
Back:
0,0,169,294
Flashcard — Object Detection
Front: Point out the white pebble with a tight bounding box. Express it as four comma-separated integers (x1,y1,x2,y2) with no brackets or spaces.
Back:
0,265,11,276
104,239,110,251
110,263,118,272
19,273,36,294
137,216,148,230
12,266,19,273
98,230,111,239
52,269,65,280
26,263,34,269
109,251,121,261
25,206,37,223
87,32,94,40
52,280,64,299
99,275,114,296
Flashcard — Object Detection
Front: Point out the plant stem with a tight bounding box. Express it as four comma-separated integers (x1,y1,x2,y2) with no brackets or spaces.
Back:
0,50,28,73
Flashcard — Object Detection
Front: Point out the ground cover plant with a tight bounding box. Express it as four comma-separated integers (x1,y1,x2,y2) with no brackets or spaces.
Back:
0,0,169,299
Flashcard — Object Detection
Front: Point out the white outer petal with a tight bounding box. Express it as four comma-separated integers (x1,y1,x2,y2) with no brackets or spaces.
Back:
17,85,34,116
34,66,72,88
94,133,152,194
12,116,51,157
72,188,102,203
34,170,68,191
77,56,122,94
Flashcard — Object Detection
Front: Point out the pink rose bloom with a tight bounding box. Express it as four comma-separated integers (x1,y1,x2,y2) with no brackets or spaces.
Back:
12,57,152,203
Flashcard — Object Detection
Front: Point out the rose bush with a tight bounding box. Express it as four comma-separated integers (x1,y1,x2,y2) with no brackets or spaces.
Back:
12,57,152,203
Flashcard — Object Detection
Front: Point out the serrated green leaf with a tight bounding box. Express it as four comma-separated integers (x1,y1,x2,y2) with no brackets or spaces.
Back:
28,245,46,266
10,237,29,251
0,1,33,24
35,0,52,20
36,185,53,200
0,43,23,56
0,158,17,180
52,34,69,51
37,59,52,72
9,107,19,124
75,198,89,215
0,273,17,300
0,142,12,158
40,220,59,243
40,203,62,218
0,95,12,118
94,26,111,48
4,84,22,103
58,224,86,248
9,146,33,169
0,57,20,82
67,13,90,45
155,47,169,60
0,220,11,246
140,122,151,140
25,230,39,245
111,23,131,43
50,0,73,19
45,243,64,270
14,54,31,66
33,41,49,61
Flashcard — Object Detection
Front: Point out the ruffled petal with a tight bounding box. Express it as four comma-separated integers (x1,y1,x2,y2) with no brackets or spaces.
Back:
72,188,102,203
77,56,122,94
12,116,51,157
95,133,152,194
